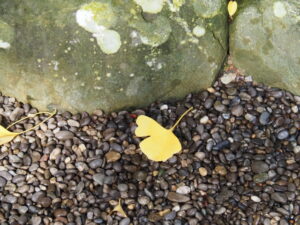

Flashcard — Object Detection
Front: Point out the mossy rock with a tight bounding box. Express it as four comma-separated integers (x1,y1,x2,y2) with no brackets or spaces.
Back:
230,0,300,95
0,0,227,112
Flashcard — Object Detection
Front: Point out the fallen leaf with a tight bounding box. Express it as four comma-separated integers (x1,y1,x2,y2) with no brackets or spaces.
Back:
135,107,193,161
0,126,19,145
228,0,238,17
0,109,56,146
111,199,127,217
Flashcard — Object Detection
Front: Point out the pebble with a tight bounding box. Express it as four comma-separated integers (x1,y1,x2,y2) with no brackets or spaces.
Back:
195,152,205,160
105,151,121,163
252,161,269,173
231,105,244,117
176,186,191,195
271,192,287,203
88,159,103,169
277,130,289,140
0,177,7,187
119,218,130,225
0,171,12,181
67,119,80,127
259,111,270,125
215,207,226,215
220,73,236,84
215,165,227,176
50,148,61,160
199,167,208,176
31,216,42,225
55,130,74,140
200,116,209,124
251,196,261,202
167,192,190,202
138,196,150,205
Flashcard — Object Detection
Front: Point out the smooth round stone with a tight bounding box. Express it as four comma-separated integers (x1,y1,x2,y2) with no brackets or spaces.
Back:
176,186,191,195
271,192,287,203
199,167,208,176
105,151,121,163
117,184,128,192
55,131,74,140
215,207,226,215
67,119,80,127
259,111,270,125
277,130,289,140
88,159,103,169
31,152,41,162
214,101,226,112
0,171,12,181
133,171,147,181
167,192,190,202
251,196,261,202
253,173,269,183
165,211,176,220
119,218,130,225
215,165,227,176
200,116,209,124
39,197,52,207
0,177,7,187
252,161,269,173
93,173,105,185
138,196,150,205
3,194,17,203
50,148,61,160
31,216,42,225
231,105,244,117
17,185,29,193
54,209,68,217
18,206,28,214
195,152,205,160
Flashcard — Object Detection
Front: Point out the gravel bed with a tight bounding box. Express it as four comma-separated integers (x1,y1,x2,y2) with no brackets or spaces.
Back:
0,75,300,225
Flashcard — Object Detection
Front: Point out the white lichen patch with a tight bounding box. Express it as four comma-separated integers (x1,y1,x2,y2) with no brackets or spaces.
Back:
76,2,121,54
192,26,206,37
0,40,10,49
273,1,287,18
166,0,185,12
134,0,165,14
93,30,121,54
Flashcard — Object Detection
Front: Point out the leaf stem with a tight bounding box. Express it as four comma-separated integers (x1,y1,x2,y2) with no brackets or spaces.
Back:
7,109,57,134
170,107,193,131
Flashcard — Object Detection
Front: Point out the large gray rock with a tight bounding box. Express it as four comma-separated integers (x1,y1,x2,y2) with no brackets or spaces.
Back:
0,0,227,112
230,0,300,94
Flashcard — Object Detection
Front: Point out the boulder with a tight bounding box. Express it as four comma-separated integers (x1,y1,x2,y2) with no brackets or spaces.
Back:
0,0,227,112
230,0,300,94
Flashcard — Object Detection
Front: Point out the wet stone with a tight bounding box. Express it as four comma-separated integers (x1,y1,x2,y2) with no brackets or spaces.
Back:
277,130,289,140
167,192,190,202
55,131,74,140
253,173,269,183
259,111,270,125
271,192,287,203
252,161,269,173
89,159,103,169
231,105,244,117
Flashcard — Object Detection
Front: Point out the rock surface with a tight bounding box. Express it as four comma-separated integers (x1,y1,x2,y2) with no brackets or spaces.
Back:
230,0,300,95
0,0,227,112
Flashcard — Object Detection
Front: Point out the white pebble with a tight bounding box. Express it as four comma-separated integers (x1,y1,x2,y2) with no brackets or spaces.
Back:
291,105,298,113
176,186,191,195
251,195,261,202
160,104,168,110
50,148,61,160
200,116,209,124
293,146,300,154
220,73,236,84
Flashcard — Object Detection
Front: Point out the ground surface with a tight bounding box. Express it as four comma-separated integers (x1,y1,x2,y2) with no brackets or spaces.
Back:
0,71,300,225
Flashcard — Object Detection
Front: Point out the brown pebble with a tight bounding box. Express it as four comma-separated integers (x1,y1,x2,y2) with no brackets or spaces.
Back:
105,151,121,163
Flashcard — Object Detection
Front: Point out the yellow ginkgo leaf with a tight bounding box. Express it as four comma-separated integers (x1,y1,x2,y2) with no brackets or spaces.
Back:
111,199,127,217
228,0,238,17
0,126,19,145
135,107,193,162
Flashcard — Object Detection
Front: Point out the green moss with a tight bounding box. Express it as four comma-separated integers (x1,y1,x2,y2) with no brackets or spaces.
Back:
82,1,117,28
0,20,14,42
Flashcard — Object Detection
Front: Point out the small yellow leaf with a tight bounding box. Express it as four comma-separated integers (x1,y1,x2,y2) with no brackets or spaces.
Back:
228,1,238,17
0,125,19,145
135,107,193,162
111,199,127,217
